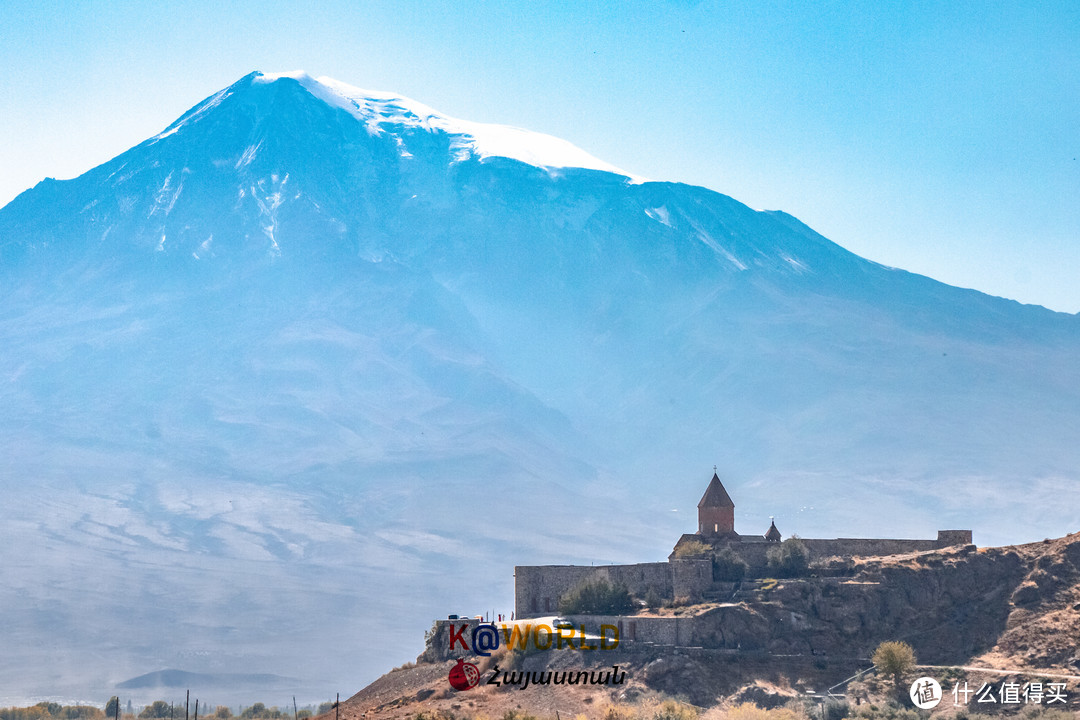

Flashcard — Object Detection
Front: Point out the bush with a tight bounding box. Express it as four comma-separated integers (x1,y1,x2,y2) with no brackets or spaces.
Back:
652,700,698,720
725,704,805,720
559,579,634,615
854,705,921,720
501,712,540,720
767,537,810,578
239,706,287,720
0,705,105,720
138,703,171,720
673,540,711,558
712,547,749,581
871,640,916,696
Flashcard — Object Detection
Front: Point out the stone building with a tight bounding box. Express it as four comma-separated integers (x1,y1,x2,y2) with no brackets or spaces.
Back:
514,471,973,618
698,472,736,537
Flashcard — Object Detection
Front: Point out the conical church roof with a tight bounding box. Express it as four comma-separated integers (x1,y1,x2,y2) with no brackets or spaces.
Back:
698,472,734,508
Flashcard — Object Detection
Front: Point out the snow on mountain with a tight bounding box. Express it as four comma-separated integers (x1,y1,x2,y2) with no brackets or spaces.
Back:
0,71,1078,703
156,70,639,178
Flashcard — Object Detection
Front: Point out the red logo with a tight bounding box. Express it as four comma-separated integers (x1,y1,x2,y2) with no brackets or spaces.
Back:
448,658,480,691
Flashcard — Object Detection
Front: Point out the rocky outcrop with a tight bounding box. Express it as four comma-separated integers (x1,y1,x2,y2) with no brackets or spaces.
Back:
992,534,1080,670
672,540,1065,664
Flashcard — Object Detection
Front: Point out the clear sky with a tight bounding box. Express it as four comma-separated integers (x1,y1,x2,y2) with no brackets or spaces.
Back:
1,1,1077,311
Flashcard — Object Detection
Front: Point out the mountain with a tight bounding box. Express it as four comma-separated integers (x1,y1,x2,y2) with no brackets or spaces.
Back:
0,70,1077,703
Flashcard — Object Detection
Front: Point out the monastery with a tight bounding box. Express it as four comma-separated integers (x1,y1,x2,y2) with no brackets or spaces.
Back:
515,472,971,617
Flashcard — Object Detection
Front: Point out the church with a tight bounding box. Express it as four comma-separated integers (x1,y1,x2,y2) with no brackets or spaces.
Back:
514,471,972,618
689,470,781,542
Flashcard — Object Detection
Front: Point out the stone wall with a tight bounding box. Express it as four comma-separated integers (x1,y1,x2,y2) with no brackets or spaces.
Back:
563,614,686,647
514,562,672,617
420,614,691,660
802,538,940,560
515,531,974,617
672,530,975,569
671,558,711,600
937,530,974,545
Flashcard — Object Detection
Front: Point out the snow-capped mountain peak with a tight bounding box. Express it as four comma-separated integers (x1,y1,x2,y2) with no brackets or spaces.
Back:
303,71,641,179
163,70,642,180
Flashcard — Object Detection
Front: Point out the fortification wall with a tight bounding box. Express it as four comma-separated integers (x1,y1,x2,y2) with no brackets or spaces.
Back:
515,562,672,617
517,531,974,616
563,614,686,646
698,530,974,569
937,530,974,545
421,614,693,660
802,538,940,558
671,558,711,600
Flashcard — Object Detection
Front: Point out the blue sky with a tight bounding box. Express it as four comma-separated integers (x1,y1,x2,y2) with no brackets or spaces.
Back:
1,1,1077,311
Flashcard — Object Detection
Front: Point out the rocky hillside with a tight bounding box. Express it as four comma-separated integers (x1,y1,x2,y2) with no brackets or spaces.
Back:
672,532,1080,671
984,533,1080,670
330,534,1080,719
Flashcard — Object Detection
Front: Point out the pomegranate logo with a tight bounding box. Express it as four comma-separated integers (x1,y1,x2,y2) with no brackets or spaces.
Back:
448,658,480,691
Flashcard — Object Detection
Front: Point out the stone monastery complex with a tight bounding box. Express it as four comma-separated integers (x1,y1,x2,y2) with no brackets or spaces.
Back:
514,472,972,618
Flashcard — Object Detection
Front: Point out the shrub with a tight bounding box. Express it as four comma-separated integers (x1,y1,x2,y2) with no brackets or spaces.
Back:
652,700,698,720
767,537,810,578
559,579,634,615
138,703,171,719
854,704,921,720
0,705,106,720
712,547,749,581
673,540,711,558
54,708,102,720
724,704,806,720
600,705,635,720
501,712,539,720
872,640,916,696
238,705,287,720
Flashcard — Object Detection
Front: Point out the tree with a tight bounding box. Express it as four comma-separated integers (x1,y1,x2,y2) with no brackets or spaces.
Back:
767,537,809,578
712,547,749,581
672,539,711,558
139,703,172,719
105,699,120,719
559,579,634,615
872,640,916,696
